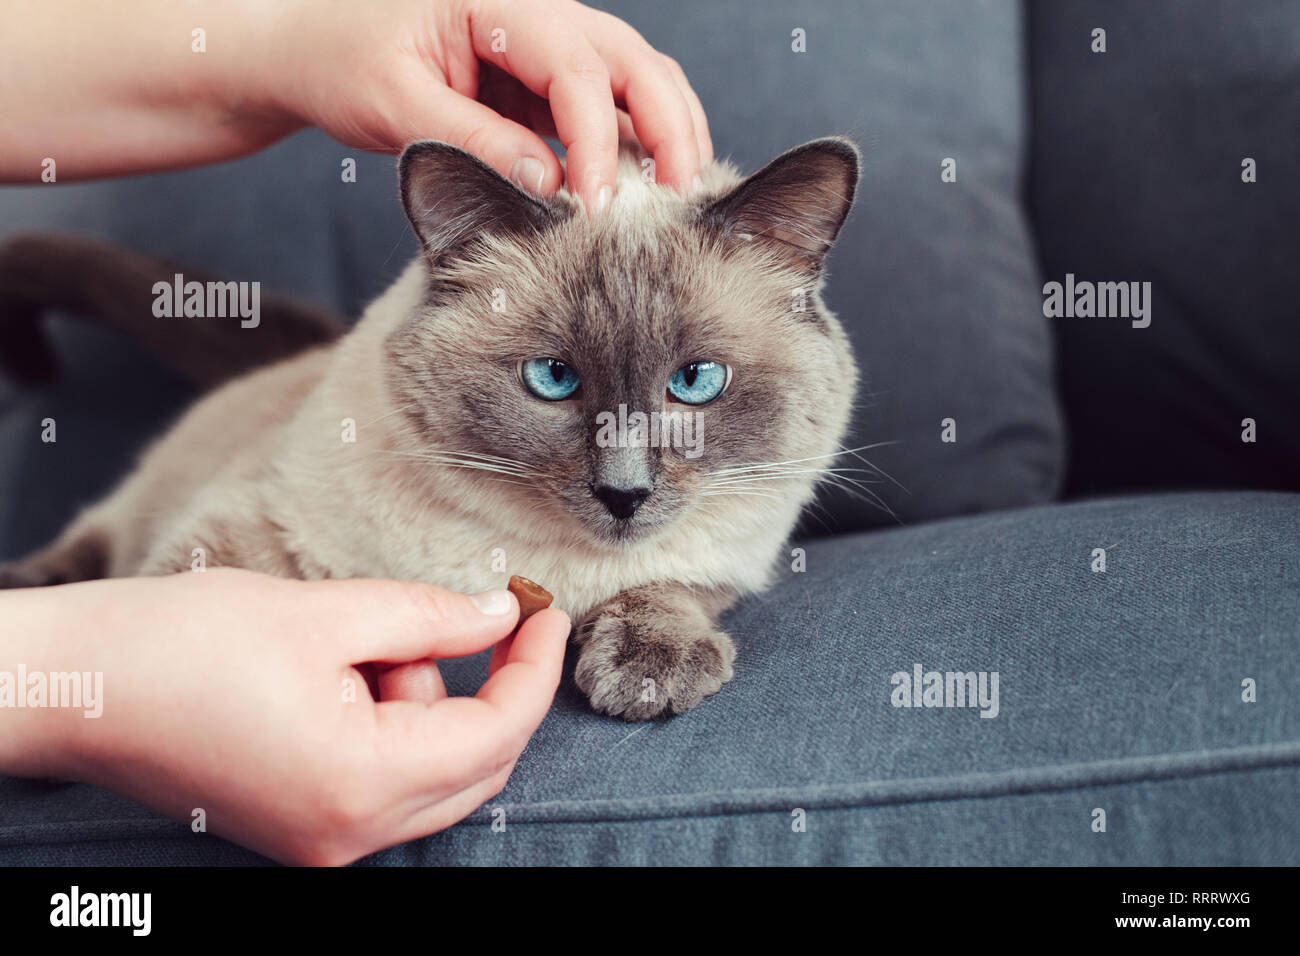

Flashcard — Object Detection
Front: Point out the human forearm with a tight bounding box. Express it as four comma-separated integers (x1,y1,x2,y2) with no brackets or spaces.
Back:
0,571,568,865
0,587,85,777
0,0,292,182
2,0,712,207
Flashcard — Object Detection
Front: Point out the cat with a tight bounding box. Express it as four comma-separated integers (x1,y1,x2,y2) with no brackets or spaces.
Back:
0,137,861,720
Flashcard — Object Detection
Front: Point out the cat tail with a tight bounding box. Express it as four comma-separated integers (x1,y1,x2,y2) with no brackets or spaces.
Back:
0,232,346,389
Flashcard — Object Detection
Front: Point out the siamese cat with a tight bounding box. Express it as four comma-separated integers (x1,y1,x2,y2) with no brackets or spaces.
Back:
0,137,861,720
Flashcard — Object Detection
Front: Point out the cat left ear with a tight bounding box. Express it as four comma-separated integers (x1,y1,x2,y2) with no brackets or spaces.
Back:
399,141,566,264
701,137,860,275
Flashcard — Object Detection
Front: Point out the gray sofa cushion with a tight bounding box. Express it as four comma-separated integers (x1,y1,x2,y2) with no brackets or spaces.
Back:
3,492,1296,865
0,0,1064,542
1029,0,1300,494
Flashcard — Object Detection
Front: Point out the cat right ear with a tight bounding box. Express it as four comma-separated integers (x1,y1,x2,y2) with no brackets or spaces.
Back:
399,142,566,264
701,137,861,275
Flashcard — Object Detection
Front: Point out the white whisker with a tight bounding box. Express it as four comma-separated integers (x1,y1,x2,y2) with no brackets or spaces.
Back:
374,450,535,482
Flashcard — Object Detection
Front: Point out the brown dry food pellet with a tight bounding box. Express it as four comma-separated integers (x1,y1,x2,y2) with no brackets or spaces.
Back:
508,575,553,621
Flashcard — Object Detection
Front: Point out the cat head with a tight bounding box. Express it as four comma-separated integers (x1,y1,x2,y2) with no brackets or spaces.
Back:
384,138,860,547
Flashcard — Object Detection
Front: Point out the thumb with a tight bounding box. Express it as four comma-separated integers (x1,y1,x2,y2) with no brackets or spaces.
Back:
314,578,520,664
391,84,564,196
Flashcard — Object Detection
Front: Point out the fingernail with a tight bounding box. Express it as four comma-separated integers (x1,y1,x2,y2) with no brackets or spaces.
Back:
471,589,516,615
691,173,704,195
510,157,546,194
590,184,612,216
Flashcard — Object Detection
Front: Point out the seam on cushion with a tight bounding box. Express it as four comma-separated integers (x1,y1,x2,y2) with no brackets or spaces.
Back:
459,740,1300,826
3,762,1299,863
2,741,1297,848
0,817,182,847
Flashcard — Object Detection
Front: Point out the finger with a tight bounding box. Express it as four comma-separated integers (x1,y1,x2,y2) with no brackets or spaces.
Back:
660,54,713,167
391,760,516,847
388,82,563,195
313,578,519,663
616,108,639,145
380,607,569,785
470,5,619,212
473,607,569,717
510,102,637,149
474,64,559,143
377,660,447,703
583,13,701,191
488,631,516,679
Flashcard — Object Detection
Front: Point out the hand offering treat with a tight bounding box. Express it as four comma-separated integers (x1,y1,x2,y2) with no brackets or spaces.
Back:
508,575,553,622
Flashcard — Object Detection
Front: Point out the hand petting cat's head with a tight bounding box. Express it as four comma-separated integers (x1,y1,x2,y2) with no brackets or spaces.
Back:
384,138,860,547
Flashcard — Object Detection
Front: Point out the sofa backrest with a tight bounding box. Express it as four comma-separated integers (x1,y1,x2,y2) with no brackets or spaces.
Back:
1028,0,1300,494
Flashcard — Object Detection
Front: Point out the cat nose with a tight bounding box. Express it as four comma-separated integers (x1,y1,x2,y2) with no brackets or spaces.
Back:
593,484,651,520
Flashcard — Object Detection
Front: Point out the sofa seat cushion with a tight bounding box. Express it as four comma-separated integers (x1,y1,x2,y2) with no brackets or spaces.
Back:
3,491,1296,865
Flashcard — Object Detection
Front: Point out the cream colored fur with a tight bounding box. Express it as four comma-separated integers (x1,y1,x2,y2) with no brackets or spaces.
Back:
62,167,832,622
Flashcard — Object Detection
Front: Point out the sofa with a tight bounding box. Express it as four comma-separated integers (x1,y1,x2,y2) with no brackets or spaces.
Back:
2,0,1296,865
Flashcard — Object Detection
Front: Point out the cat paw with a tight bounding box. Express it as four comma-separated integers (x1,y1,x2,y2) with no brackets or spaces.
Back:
574,599,736,721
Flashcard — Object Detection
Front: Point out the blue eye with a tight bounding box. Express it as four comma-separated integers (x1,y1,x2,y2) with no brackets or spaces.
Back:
667,361,729,405
521,358,580,401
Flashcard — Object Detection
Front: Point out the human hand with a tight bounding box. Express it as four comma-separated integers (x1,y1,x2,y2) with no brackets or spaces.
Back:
266,0,713,211
0,568,569,866
5,1,712,201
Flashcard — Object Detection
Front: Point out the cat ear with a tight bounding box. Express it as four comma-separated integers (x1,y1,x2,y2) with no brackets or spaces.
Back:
702,137,860,274
399,141,565,264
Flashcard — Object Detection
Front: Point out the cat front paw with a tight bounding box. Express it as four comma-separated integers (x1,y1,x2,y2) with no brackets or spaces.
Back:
574,596,736,721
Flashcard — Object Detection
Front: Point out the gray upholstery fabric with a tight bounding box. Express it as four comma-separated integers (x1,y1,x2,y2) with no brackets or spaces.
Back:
3,492,1297,865
1028,0,1300,494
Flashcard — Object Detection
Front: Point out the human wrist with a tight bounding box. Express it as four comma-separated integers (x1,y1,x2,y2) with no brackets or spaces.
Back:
0,589,88,779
